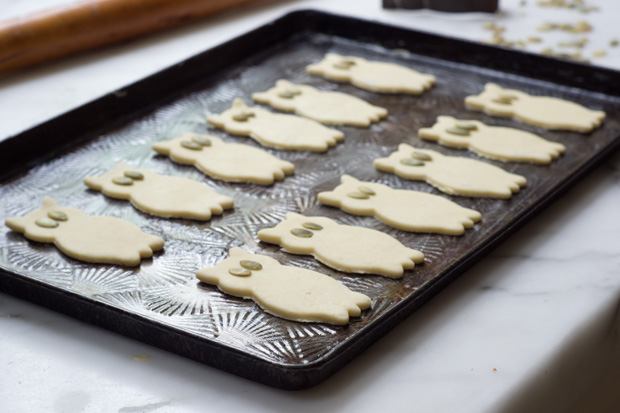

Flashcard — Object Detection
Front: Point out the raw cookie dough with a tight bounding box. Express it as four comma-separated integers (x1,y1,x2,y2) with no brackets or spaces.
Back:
418,116,566,164
317,175,481,235
5,197,164,266
84,163,234,220
465,83,605,132
374,144,527,199
195,248,371,325
207,98,343,152
152,133,294,186
258,212,424,278
306,53,435,94
252,80,387,127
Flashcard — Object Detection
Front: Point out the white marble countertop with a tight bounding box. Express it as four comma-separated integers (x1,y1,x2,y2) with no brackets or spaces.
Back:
1,1,620,412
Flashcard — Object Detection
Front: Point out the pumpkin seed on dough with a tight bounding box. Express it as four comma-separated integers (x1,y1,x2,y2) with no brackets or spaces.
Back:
192,135,212,146
411,151,432,161
124,171,144,180
358,186,376,196
492,97,513,105
232,111,255,122
240,260,262,271
36,218,59,228
454,122,478,131
113,176,134,186
333,60,356,69
47,210,68,221
229,267,252,277
302,222,323,231
400,158,424,167
446,127,471,136
347,191,370,199
181,140,202,150
291,228,313,238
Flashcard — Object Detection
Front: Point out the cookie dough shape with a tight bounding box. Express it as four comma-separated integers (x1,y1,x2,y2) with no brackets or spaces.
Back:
84,163,234,220
418,116,566,164
207,98,343,152
257,213,424,278
252,80,388,127
306,53,435,95
374,144,527,199
5,197,164,266
195,248,371,325
318,175,481,235
152,133,294,186
465,83,605,132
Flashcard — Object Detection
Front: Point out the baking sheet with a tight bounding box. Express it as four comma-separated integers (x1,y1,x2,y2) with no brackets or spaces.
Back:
1,10,619,389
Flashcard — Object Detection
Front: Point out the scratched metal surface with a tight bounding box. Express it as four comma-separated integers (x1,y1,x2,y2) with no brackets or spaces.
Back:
1,32,619,369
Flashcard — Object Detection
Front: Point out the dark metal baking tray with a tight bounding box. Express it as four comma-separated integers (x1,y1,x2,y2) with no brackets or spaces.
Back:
1,10,619,390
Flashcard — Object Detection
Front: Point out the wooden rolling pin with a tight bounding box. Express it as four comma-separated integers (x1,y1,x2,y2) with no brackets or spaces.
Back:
0,0,265,74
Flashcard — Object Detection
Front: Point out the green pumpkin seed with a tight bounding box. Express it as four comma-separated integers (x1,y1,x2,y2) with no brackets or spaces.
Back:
492,97,513,105
400,158,424,167
499,93,518,101
192,135,212,146
240,260,262,271
47,210,68,221
333,60,356,69
181,140,202,150
291,228,313,238
229,267,252,277
302,222,323,231
232,111,255,122
446,127,471,136
113,176,134,186
411,151,432,161
358,186,376,196
36,218,59,228
124,170,144,180
454,122,478,131
347,191,370,199
278,89,301,99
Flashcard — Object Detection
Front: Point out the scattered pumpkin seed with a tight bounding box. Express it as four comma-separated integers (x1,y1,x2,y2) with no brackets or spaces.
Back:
36,218,59,228
240,260,262,271
124,170,144,180
592,50,607,57
302,222,323,231
411,151,432,161
229,267,252,277
455,122,478,131
192,135,212,146
181,140,202,150
47,210,68,221
358,186,376,196
400,158,424,167
611,39,619,47
527,37,542,43
291,228,313,238
347,191,370,199
113,176,134,186
446,127,471,136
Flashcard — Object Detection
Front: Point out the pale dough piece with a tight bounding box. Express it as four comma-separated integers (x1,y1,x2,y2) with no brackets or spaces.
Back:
5,197,164,266
418,116,566,164
152,133,294,186
317,175,481,236
207,99,343,152
84,163,234,221
465,83,605,132
306,53,435,94
374,144,527,199
252,80,387,127
257,213,424,278
195,248,371,325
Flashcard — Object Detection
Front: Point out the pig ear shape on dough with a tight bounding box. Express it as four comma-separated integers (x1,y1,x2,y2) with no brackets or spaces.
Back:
372,157,393,170
232,98,248,110
41,197,58,209
256,226,281,242
5,216,27,232
152,140,174,155
340,175,360,185
83,175,107,190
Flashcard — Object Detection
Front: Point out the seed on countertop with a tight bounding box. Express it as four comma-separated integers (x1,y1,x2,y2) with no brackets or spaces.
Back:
47,210,68,221
240,260,262,271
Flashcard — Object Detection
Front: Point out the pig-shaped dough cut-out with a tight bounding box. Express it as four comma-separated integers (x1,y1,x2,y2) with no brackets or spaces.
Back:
5,197,164,266
207,99,344,152
306,53,435,95
84,163,234,220
152,133,294,186
195,248,371,325
252,80,387,127
418,116,566,164
465,83,605,132
374,144,527,199
318,175,481,235
257,213,424,278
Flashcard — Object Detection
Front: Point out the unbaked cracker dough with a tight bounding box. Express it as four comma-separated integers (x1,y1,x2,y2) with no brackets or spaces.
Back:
317,175,481,235
465,83,605,132
152,133,294,186
5,197,164,266
252,80,387,127
306,53,435,94
84,163,234,220
207,98,343,151
418,116,566,164
257,212,424,278
195,248,371,325
374,144,527,199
